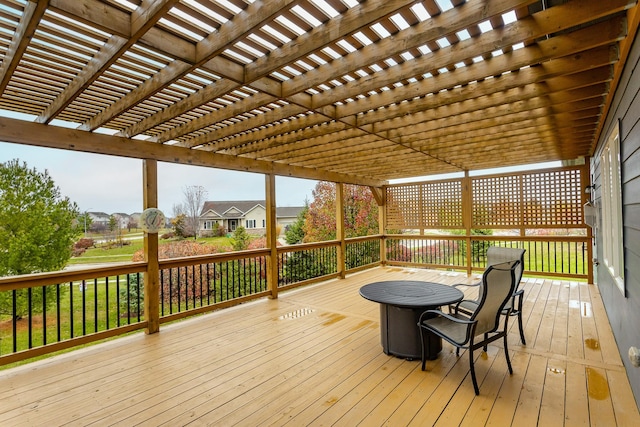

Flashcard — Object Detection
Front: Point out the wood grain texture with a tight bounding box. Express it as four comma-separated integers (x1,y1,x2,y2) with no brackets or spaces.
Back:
1,267,637,426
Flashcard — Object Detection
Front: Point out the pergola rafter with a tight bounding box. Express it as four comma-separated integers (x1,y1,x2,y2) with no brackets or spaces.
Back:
0,0,636,184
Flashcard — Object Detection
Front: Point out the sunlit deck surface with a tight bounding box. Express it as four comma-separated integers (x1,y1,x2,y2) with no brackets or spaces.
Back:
2,267,639,426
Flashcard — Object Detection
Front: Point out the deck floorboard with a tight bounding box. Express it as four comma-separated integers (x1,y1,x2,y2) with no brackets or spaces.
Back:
1,267,638,426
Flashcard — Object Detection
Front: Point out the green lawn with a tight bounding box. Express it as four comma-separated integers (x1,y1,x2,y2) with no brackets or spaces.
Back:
0,275,142,364
68,233,236,265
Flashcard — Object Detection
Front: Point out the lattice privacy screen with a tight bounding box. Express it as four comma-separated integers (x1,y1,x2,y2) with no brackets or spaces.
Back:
385,167,585,229
522,168,583,226
386,180,463,229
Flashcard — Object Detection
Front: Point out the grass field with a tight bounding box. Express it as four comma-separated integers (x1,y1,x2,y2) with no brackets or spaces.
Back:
68,231,236,264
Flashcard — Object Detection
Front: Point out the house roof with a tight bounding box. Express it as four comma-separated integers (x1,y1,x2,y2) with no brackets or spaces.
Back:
201,200,304,219
201,200,265,217
276,206,305,218
0,1,637,187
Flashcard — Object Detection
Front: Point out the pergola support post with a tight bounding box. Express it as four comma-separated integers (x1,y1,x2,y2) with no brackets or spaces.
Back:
336,183,346,279
377,186,387,266
463,171,473,277
266,173,279,298
143,159,160,334
583,160,595,284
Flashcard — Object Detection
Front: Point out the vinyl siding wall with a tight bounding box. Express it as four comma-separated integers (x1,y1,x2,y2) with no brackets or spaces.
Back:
591,27,640,408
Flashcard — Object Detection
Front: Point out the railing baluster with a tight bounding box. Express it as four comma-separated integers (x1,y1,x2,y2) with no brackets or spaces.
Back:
12,290,17,352
136,272,142,322
81,279,86,336
191,264,196,308
94,278,98,333
28,288,33,349
42,285,47,346
56,283,61,342
105,277,110,330
69,282,74,339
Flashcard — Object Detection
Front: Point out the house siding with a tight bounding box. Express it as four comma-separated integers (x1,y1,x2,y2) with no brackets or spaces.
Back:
199,201,304,236
244,206,266,235
591,27,640,408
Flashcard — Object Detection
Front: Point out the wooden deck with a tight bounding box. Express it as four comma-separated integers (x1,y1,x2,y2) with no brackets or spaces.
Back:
1,267,638,426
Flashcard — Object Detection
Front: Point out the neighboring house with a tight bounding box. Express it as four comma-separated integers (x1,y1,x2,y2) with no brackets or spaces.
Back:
111,213,130,229
129,212,141,228
276,206,304,231
88,212,136,232
199,200,304,236
88,212,110,230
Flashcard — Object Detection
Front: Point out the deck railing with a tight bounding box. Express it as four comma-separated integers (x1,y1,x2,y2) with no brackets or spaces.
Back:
385,234,591,280
157,250,271,323
345,235,382,272
0,264,147,364
0,233,590,364
277,241,339,289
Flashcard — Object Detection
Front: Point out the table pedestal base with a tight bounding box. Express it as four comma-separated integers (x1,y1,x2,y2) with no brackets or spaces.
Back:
379,304,442,360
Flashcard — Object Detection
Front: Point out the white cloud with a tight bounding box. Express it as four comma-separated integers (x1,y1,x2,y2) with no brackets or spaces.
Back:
1,142,315,216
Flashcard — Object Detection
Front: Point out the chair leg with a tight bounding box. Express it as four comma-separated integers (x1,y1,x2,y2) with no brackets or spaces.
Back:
517,311,526,345
503,332,513,375
483,333,488,352
516,292,526,345
419,328,427,371
469,346,480,395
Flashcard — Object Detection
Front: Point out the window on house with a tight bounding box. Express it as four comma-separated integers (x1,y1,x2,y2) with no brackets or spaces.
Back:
262,219,265,228
246,219,256,228
600,121,625,295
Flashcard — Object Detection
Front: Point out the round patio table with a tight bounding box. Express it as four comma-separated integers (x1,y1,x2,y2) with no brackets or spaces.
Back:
360,281,464,360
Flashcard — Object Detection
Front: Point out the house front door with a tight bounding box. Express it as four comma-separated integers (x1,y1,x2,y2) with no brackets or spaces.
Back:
229,219,237,231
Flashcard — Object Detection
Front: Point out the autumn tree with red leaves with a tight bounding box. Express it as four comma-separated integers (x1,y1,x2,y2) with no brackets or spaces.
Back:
303,181,378,242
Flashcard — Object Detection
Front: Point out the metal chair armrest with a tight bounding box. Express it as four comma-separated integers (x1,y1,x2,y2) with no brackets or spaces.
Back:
452,280,481,289
418,309,475,326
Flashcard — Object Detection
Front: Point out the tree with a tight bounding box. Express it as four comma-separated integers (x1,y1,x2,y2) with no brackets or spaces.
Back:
108,214,124,246
303,182,379,242
171,213,188,238
232,226,250,251
284,204,308,244
0,159,80,317
183,185,207,239
78,212,93,236
172,202,185,219
121,273,144,317
108,214,117,240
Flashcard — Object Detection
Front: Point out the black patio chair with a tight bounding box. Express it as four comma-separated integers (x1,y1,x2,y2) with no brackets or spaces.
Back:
418,260,519,395
453,247,527,345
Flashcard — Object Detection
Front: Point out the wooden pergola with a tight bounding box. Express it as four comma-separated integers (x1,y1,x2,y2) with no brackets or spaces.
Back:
3,3,640,421
0,0,636,185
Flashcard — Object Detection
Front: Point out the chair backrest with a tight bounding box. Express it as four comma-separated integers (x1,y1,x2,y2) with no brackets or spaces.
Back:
471,260,519,336
477,247,526,307
487,247,525,285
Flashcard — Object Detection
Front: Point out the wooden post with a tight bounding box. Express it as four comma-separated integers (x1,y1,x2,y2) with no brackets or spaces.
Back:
143,159,160,335
336,182,346,279
583,160,595,284
378,186,387,266
462,171,473,277
367,185,386,265
265,174,279,298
